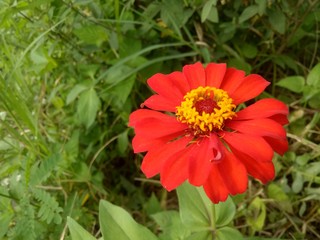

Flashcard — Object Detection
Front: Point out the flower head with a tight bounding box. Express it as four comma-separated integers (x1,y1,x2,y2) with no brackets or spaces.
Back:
129,62,288,203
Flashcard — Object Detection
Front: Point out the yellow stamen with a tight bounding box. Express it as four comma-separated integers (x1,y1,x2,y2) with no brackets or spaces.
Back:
176,86,236,134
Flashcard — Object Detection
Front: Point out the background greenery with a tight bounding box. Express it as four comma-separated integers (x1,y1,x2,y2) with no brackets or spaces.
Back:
0,0,319,239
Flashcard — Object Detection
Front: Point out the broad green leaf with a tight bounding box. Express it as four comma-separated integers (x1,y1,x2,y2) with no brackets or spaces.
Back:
267,183,293,213
227,58,252,74
299,202,307,217
276,76,305,93
144,193,162,215
66,84,88,105
117,130,129,155
215,197,236,227
177,183,236,230
74,162,91,182
246,197,266,231
292,172,304,193
108,74,136,108
74,25,108,47
306,62,320,87
99,200,158,240
177,182,213,229
216,227,243,240
201,0,217,22
296,153,312,166
268,8,286,34
255,0,266,16
268,184,289,201
67,217,97,240
241,43,258,59
308,92,320,109
152,210,191,240
245,237,283,240
239,5,259,23
77,88,101,129
186,231,211,240
206,6,219,23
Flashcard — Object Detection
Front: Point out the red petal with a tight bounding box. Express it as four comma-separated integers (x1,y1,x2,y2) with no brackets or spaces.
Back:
141,136,192,178
230,74,270,105
160,146,193,191
205,63,227,88
231,147,275,184
143,94,178,112
220,67,246,94
218,148,248,195
269,114,289,125
188,137,214,186
264,136,288,156
167,71,190,95
223,132,274,162
226,118,286,139
134,117,187,139
129,109,166,127
132,131,183,153
147,73,184,100
203,165,229,204
236,98,288,120
182,62,206,89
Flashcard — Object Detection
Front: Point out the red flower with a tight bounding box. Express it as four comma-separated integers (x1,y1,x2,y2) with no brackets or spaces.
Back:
129,62,288,203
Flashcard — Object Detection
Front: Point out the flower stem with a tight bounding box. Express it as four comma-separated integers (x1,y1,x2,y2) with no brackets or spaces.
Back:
210,203,216,233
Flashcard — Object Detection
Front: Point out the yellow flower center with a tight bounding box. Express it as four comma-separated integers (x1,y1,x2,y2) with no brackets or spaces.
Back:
176,86,236,134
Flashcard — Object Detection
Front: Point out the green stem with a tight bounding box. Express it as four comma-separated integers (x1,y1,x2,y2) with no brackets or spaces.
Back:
210,203,216,235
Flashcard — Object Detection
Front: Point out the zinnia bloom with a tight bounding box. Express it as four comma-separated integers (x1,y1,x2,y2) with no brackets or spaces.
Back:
129,62,288,203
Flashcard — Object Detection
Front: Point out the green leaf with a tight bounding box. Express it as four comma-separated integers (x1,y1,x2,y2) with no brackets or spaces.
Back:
308,92,320,109
144,193,162,215
245,237,283,240
186,231,211,240
276,76,305,93
215,197,236,227
255,0,266,16
267,183,293,213
77,88,101,129
160,0,194,35
67,217,97,240
0,211,13,239
201,0,217,22
74,25,108,47
268,8,286,34
108,74,136,108
177,182,213,229
117,130,129,155
241,43,258,59
227,58,252,74
177,183,237,231
216,227,243,240
306,62,320,87
246,197,266,231
74,162,91,182
239,5,259,23
67,84,88,105
152,210,191,240
206,6,219,23
99,200,158,240
292,172,304,194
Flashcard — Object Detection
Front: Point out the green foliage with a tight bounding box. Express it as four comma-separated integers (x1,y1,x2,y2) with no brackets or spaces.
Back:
99,200,158,240
177,182,242,239
32,188,63,224
68,183,242,240
0,0,319,239
67,217,97,240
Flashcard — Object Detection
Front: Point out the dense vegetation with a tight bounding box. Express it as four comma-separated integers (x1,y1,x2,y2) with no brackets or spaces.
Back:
0,0,319,239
